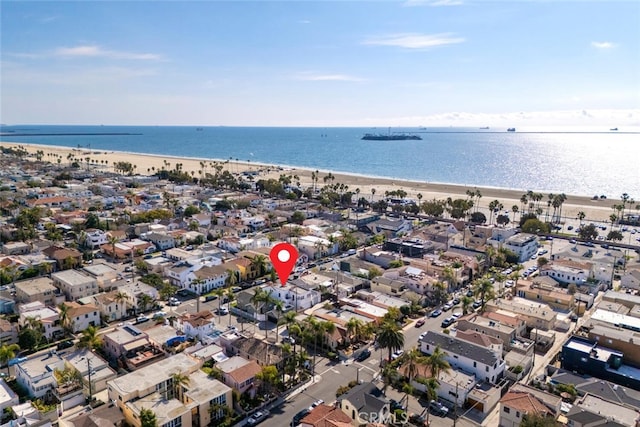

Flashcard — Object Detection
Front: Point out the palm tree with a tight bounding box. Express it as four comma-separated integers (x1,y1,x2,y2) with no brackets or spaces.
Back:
345,317,364,343
58,303,72,334
426,345,451,381
473,277,496,313
273,300,285,343
171,371,190,401
0,344,20,375
417,376,440,424
250,254,268,278
23,317,44,348
77,325,102,351
224,268,238,288
376,321,405,364
114,291,128,316
107,235,119,260
461,296,473,315
138,294,154,313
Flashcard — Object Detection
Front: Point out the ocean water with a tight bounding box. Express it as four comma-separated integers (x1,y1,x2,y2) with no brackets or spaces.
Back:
1,125,639,198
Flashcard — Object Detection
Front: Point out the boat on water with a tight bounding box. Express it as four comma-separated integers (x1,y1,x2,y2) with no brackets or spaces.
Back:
479,127,490,130
362,133,422,141
507,128,516,132
610,127,618,131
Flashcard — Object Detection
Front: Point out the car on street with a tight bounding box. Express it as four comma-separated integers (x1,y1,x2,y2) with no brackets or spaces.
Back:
247,410,269,425
419,332,427,342
292,409,310,426
443,302,453,311
451,312,462,319
472,300,483,309
282,336,296,345
136,315,149,324
441,317,455,328
452,297,460,305
391,350,404,360
56,340,74,351
409,414,428,427
390,399,403,411
429,400,449,417
355,349,371,362
505,280,515,288
430,309,442,318
217,307,229,315
415,318,426,327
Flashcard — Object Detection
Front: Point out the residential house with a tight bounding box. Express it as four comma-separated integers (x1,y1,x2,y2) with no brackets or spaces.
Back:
118,281,159,312
41,245,82,270
453,329,504,357
299,404,353,427
90,290,129,322
82,262,120,291
15,277,61,306
561,336,640,391
51,269,99,301
61,302,100,332
107,353,232,427
0,318,18,345
420,331,506,384
175,310,216,341
19,302,62,341
262,282,321,312
337,382,389,425
216,356,262,395
83,229,108,249
366,218,412,238
502,233,538,263
102,325,161,370
515,280,576,313
485,298,557,331
400,361,476,408
0,378,19,413
499,391,557,427
188,264,228,294
230,337,284,367
142,231,175,250
15,352,65,398
1,241,31,255
297,235,338,260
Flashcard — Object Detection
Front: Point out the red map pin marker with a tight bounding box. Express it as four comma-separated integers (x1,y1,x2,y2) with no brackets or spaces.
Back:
269,243,298,286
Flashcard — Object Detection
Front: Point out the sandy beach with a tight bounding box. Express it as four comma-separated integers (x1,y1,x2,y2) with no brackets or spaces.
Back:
1,141,620,223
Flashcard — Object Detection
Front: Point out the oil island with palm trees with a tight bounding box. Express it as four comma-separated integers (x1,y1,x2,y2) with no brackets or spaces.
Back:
0,142,638,426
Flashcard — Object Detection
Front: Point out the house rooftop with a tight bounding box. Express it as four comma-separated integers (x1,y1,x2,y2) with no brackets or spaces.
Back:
421,331,500,366
109,353,199,396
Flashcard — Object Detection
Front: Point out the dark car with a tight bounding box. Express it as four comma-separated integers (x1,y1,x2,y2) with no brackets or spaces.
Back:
472,300,483,309
56,340,74,351
389,399,403,411
292,409,310,426
355,349,371,362
429,400,449,417
409,413,428,427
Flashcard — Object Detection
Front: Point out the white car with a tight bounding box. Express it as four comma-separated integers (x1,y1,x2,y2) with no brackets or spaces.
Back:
247,410,269,426
391,350,404,360
505,280,515,288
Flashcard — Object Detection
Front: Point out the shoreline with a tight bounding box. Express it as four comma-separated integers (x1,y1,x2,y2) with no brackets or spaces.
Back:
0,141,623,223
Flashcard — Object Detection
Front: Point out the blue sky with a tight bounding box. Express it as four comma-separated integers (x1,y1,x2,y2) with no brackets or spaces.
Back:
2,1,639,127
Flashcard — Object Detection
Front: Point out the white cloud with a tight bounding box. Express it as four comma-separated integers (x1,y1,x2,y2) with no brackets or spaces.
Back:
591,41,616,49
294,72,365,82
53,45,162,60
363,33,465,49
403,0,463,6
298,20,311,24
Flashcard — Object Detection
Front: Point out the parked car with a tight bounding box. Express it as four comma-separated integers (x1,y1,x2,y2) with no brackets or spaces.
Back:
247,410,269,426
409,414,428,427
56,340,74,351
415,318,426,327
441,317,455,328
389,399,403,411
472,300,483,309
430,309,442,318
442,302,453,311
136,315,149,324
429,400,449,417
505,280,515,288
419,332,427,342
292,409,310,426
355,349,371,362
217,307,229,315
391,350,404,360
282,336,296,345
